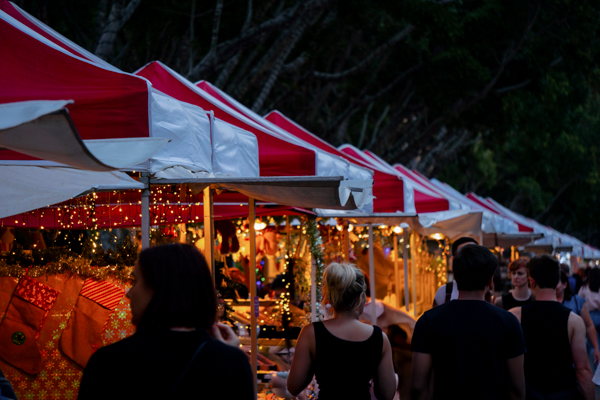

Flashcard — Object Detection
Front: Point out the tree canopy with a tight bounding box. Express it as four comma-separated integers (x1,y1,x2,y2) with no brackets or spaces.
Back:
13,0,600,247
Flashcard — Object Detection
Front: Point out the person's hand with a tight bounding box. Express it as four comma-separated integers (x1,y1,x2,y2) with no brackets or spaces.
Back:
209,322,240,348
594,347,600,366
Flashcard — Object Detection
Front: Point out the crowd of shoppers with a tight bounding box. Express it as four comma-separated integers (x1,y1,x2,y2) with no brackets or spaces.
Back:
44,240,600,400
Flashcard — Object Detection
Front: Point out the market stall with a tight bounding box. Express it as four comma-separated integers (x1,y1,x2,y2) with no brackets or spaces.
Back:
0,5,375,400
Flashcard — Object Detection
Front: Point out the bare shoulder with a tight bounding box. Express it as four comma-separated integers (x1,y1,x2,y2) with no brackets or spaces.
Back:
508,306,522,322
568,311,585,330
299,322,315,338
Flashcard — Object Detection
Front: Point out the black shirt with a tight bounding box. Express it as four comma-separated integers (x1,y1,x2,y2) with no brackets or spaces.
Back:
78,328,254,400
313,321,383,400
411,300,526,400
501,292,532,311
521,301,576,394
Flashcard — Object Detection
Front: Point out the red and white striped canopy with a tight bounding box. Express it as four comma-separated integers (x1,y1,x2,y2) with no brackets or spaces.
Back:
0,3,152,163
135,61,315,177
265,110,404,213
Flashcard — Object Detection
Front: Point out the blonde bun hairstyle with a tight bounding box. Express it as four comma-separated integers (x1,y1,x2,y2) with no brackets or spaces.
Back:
323,263,366,312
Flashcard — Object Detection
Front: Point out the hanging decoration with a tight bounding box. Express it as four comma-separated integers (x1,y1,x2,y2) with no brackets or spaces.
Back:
214,261,239,323
303,217,325,320
0,239,136,284
0,276,60,374
59,278,126,368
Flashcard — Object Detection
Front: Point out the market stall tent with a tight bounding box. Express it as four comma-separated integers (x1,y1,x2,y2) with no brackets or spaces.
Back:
134,61,372,210
196,82,373,190
265,110,405,213
136,61,315,178
465,193,599,259
0,0,120,72
340,145,483,240
0,12,168,170
428,179,542,248
395,169,541,248
263,111,419,320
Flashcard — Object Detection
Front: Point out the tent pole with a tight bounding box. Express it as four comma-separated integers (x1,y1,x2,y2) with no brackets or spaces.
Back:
286,216,291,255
394,233,401,308
311,253,317,322
403,229,409,312
343,221,350,262
368,225,376,325
248,198,258,396
141,173,150,250
410,231,417,317
203,187,215,278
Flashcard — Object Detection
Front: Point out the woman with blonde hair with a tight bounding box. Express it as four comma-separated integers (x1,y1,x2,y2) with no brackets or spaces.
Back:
287,263,396,400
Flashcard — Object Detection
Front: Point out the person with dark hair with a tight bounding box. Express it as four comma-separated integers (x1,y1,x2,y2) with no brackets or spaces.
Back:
510,255,594,400
578,268,600,371
431,236,479,306
557,269,600,366
495,258,532,310
0,368,17,400
411,245,526,400
78,243,254,400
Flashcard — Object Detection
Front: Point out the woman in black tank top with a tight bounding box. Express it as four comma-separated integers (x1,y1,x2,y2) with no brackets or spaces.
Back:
287,263,396,400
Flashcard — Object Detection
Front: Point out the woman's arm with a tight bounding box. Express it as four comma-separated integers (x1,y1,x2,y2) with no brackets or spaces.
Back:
373,332,397,400
287,324,315,396
494,296,503,308
579,303,600,365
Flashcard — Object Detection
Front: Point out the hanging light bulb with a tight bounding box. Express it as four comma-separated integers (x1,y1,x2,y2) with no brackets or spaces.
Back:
348,224,354,232
393,226,403,234
254,219,267,230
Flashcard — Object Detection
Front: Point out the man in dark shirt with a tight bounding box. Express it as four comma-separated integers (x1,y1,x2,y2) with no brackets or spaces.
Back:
410,245,526,400
510,255,594,400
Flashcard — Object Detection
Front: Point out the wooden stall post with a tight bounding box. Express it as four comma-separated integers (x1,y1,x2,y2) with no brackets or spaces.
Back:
410,232,417,317
248,198,258,394
203,186,215,277
140,172,150,250
403,229,409,312
368,225,377,325
311,253,317,322
394,233,401,308
343,221,350,262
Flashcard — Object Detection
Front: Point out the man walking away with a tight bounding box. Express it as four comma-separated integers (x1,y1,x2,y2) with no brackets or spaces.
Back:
510,255,594,400
431,237,478,307
410,245,526,400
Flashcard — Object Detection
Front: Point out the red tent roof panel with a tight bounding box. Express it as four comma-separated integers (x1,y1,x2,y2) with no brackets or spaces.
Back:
0,12,150,161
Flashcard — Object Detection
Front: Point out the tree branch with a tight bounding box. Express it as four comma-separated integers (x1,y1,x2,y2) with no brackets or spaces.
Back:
367,104,390,149
188,0,333,80
535,176,578,220
188,0,196,76
356,102,374,148
214,53,241,88
281,52,309,74
313,25,414,81
326,61,423,137
242,0,253,32
251,12,315,112
495,79,532,93
94,0,143,60
209,0,224,53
